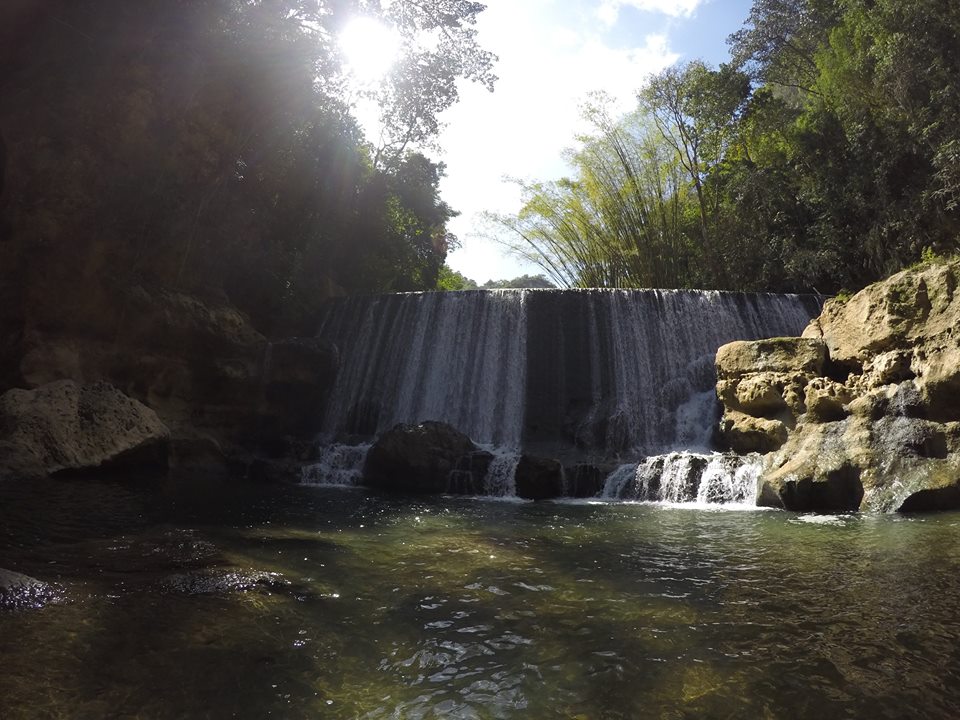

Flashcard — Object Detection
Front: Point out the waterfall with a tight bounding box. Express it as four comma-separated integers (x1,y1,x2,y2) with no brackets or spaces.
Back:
301,443,372,487
522,289,820,456
482,452,520,497
310,288,820,499
317,290,527,448
601,453,765,505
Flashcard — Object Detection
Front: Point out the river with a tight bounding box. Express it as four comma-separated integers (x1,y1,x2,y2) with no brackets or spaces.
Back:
2,477,959,718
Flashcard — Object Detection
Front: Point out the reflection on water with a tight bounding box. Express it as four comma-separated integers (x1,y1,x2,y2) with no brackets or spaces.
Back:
2,477,960,719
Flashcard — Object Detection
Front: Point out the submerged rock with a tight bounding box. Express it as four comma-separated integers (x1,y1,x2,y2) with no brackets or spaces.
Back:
160,568,287,596
717,259,960,512
0,568,62,611
0,380,170,480
363,421,478,494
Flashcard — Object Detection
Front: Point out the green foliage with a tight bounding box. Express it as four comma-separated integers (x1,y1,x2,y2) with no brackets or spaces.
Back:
0,0,494,335
481,274,556,289
496,0,960,294
436,265,478,291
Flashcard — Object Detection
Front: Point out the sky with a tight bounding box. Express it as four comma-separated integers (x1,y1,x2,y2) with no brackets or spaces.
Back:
426,0,754,284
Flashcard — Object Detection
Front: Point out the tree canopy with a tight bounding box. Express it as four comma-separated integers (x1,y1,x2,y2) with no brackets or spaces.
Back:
496,0,960,294
0,0,496,334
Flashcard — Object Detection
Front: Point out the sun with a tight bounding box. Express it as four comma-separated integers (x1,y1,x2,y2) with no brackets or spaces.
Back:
339,16,401,85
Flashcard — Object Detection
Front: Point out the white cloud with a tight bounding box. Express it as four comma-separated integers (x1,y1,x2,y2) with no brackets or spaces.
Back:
433,0,680,283
598,0,703,26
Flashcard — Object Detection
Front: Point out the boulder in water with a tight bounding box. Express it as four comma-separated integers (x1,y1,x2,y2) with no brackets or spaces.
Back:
364,421,478,494
515,455,564,500
564,463,607,498
0,380,169,480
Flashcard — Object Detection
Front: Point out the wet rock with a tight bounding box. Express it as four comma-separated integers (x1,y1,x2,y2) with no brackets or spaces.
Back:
514,455,564,500
564,463,606,498
255,337,339,448
0,568,62,611
363,421,478,494
161,568,288,596
246,457,303,485
0,380,169,480
447,451,495,495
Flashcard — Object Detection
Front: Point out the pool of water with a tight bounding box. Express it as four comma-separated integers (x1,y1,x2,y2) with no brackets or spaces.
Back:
2,476,960,719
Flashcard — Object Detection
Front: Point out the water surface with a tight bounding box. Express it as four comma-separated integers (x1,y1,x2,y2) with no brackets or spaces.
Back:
2,477,959,718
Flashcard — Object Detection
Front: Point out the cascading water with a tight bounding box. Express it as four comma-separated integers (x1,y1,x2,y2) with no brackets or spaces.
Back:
602,452,764,506
308,288,821,503
522,289,820,456
317,290,527,447
301,443,371,487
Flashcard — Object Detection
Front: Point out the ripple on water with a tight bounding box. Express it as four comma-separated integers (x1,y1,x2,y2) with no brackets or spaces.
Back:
3,483,960,719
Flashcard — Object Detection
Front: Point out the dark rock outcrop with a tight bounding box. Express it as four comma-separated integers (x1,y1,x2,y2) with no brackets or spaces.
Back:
254,337,339,452
716,259,960,512
16,283,268,442
515,455,564,500
0,380,170,480
363,421,479,494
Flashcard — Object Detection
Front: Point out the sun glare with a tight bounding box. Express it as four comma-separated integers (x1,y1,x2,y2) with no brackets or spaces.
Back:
339,16,400,85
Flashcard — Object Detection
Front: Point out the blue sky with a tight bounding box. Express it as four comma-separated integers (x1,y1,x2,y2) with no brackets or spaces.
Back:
430,0,755,283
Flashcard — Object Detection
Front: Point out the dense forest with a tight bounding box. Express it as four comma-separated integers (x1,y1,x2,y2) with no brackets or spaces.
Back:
0,0,495,336
494,0,960,294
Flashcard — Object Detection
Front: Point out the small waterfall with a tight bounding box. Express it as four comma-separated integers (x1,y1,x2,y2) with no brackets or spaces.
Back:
483,452,520,497
602,453,764,506
301,443,372,486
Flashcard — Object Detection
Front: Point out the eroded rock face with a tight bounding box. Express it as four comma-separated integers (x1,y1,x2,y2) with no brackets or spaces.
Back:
255,338,339,451
16,284,269,442
363,421,479,494
0,380,170,480
717,259,960,512
715,338,826,453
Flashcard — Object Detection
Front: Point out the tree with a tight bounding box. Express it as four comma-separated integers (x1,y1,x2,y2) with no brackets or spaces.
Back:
436,265,478,290
482,274,556,289
729,0,838,94
491,97,700,289
0,0,497,334
640,62,750,283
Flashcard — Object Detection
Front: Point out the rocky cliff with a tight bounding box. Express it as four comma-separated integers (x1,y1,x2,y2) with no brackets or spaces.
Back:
716,259,960,512
0,271,338,481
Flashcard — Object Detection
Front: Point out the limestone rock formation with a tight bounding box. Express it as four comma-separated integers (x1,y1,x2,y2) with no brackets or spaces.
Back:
363,421,480,494
715,338,826,453
0,380,170,480
254,337,339,453
716,259,960,512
